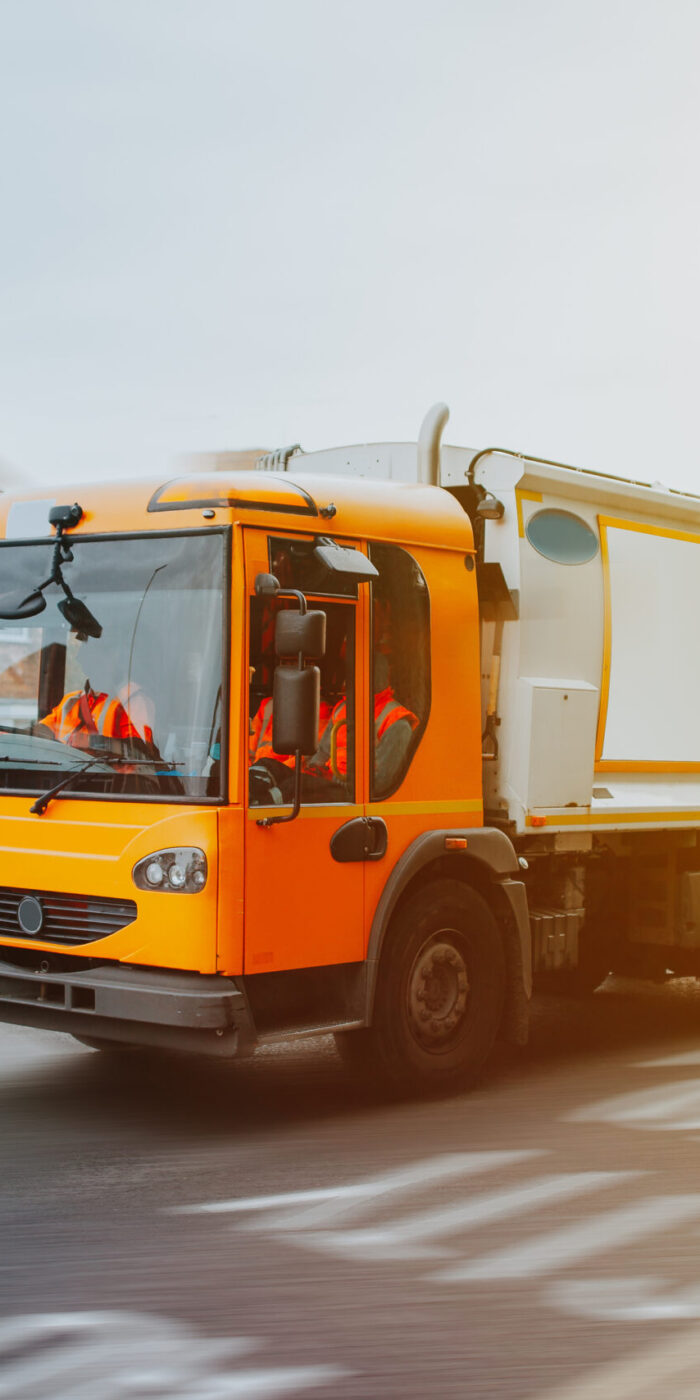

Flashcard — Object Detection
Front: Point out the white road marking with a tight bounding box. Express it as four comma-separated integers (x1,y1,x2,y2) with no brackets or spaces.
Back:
294,1172,637,1261
172,1150,539,1228
551,1275,700,1321
163,1366,349,1398
431,1193,700,1283
0,1311,347,1399
567,1080,700,1129
533,1325,700,1399
172,1146,700,1329
637,1050,700,1066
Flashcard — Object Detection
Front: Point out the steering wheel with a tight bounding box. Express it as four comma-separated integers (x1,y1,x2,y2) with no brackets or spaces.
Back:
248,761,285,806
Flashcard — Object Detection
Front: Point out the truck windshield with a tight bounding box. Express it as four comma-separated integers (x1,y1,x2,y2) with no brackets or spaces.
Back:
0,530,226,802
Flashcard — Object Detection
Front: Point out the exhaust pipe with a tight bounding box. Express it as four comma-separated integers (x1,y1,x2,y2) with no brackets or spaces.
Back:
417,402,449,485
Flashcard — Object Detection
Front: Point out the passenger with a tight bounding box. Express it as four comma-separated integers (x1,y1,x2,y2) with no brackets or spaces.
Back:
117,679,155,747
37,678,140,748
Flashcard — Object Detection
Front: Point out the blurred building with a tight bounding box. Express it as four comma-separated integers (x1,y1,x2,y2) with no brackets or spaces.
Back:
177,449,270,473
0,458,26,489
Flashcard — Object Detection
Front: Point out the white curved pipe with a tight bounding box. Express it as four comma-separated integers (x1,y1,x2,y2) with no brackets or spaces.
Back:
417,402,449,485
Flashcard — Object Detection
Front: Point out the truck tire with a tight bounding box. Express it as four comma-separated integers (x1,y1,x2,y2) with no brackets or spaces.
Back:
336,880,505,1088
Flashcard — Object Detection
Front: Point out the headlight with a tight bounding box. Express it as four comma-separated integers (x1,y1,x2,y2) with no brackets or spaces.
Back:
132,848,208,894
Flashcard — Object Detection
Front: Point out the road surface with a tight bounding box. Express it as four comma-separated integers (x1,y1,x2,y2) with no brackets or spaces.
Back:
3,976,700,1397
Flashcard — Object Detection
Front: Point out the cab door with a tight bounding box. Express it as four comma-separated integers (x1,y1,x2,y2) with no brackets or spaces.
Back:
243,528,366,974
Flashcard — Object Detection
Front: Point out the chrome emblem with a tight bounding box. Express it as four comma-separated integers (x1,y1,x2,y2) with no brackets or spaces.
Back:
17,896,44,936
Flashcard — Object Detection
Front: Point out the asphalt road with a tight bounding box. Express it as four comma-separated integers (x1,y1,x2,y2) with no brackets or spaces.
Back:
4,977,700,1398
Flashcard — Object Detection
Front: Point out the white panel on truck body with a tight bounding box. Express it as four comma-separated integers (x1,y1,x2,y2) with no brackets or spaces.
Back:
475,453,700,831
281,441,475,484
509,679,598,811
602,522,700,764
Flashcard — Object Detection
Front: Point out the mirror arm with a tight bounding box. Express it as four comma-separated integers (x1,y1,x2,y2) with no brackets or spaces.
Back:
28,529,79,606
256,750,303,828
275,588,307,615
0,504,90,623
254,585,315,827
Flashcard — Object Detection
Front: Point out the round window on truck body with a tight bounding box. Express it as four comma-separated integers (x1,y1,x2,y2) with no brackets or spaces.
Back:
525,508,599,565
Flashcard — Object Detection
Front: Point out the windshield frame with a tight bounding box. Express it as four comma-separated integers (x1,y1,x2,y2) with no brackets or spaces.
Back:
0,524,231,807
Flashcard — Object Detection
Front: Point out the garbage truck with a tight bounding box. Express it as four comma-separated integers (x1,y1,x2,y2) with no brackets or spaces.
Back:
0,403,697,1085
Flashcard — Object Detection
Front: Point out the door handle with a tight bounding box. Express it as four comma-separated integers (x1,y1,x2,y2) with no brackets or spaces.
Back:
330,817,388,863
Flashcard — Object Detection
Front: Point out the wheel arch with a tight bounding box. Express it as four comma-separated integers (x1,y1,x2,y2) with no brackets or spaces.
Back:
365,829,531,1046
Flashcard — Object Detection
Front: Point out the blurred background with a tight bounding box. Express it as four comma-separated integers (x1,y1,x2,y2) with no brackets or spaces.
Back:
2,0,700,489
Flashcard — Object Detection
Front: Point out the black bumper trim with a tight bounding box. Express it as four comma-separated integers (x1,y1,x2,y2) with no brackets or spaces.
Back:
0,957,256,1057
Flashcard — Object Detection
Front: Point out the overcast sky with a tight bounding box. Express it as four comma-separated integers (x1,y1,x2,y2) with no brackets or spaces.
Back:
2,0,699,491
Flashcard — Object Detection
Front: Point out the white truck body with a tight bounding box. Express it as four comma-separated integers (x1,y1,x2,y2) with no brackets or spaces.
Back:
277,437,700,838
262,422,700,980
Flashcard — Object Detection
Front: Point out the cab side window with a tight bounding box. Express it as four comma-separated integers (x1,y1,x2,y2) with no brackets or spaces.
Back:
248,594,355,807
369,543,430,801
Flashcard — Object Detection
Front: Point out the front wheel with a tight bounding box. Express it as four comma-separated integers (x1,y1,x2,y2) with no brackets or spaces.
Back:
337,880,505,1088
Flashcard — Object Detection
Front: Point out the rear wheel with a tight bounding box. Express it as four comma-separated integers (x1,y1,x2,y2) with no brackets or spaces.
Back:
336,880,505,1088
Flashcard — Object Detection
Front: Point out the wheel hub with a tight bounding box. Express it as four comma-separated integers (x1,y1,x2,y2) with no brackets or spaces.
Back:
407,935,470,1050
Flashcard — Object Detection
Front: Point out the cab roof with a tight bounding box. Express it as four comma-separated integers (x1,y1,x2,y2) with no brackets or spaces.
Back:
0,470,474,553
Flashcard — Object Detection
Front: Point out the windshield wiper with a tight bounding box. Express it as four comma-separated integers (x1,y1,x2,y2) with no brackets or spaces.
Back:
0,755,67,767
30,752,181,816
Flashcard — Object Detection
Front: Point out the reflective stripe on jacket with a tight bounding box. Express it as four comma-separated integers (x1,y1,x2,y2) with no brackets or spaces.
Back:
249,697,294,768
249,696,333,769
314,688,418,779
40,690,138,745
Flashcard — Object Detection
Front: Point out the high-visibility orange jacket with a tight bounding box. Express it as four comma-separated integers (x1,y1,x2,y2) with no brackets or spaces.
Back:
249,697,294,768
313,687,418,779
39,688,139,746
117,682,154,746
249,697,333,768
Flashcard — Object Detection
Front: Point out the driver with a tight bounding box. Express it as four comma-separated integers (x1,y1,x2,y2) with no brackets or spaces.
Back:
249,694,295,769
249,692,334,770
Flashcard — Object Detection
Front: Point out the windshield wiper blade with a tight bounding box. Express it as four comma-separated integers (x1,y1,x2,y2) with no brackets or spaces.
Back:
29,752,181,816
30,757,116,815
0,755,67,767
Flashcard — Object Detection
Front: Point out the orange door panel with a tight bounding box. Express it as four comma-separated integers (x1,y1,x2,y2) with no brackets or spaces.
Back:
243,527,366,974
245,805,365,971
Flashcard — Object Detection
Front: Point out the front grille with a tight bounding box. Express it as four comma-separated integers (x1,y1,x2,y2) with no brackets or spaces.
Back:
0,887,137,947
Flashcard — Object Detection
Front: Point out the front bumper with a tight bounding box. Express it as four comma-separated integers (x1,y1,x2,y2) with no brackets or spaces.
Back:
0,956,256,1057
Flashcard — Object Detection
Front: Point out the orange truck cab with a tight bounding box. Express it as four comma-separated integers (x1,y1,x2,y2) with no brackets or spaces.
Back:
0,465,530,1086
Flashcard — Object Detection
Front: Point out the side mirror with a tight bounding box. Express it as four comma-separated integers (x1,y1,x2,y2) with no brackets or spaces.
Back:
48,503,83,530
58,596,103,640
476,492,505,521
313,540,378,581
0,590,47,621
275,608,326,659
254,572,280,597
272,665,320,755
